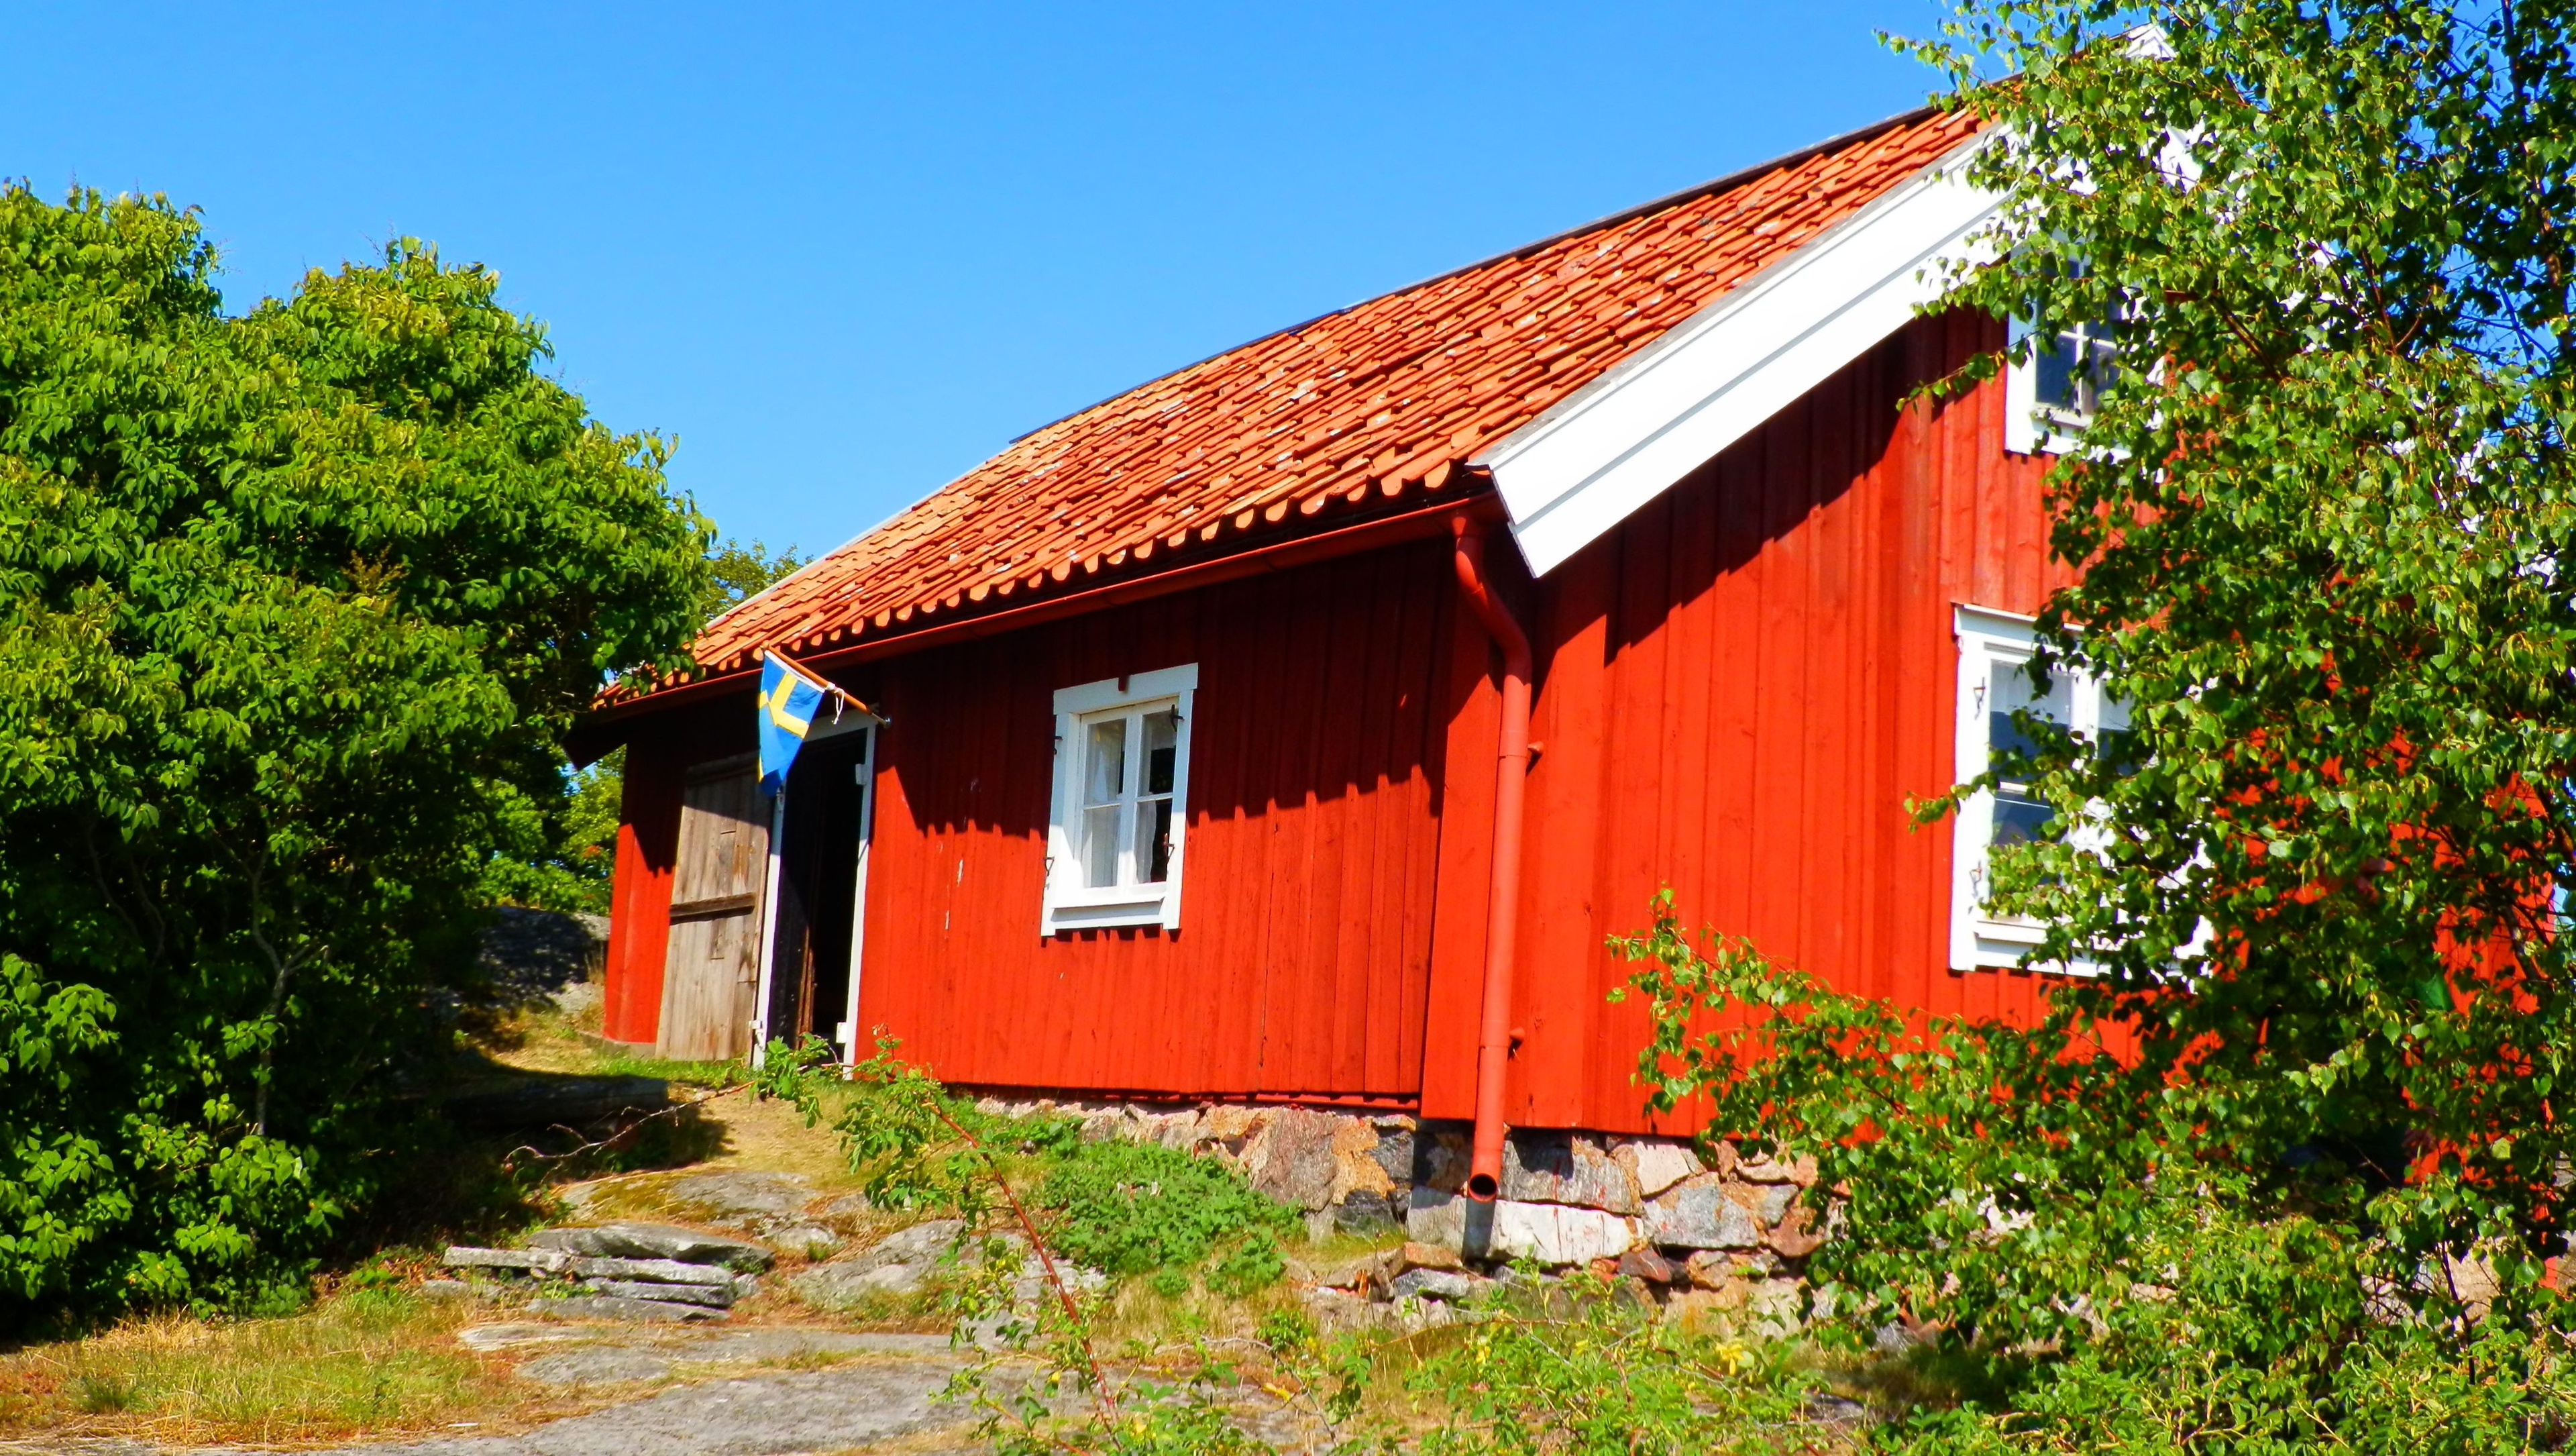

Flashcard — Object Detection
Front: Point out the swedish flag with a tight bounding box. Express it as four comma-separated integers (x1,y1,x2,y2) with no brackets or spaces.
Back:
757,652,831,796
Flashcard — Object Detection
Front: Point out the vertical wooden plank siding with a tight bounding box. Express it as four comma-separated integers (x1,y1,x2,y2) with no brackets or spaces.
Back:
600,310,2064,1123
1494,312,2063,1135
851,540,1459,1102
602,730,682,1045
600,695,756,1047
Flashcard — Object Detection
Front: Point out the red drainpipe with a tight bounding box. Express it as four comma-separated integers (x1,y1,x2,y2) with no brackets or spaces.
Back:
1449,512,1533,1202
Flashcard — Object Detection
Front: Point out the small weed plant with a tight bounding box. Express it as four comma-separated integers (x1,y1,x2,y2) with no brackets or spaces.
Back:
1036,1137,1299,1285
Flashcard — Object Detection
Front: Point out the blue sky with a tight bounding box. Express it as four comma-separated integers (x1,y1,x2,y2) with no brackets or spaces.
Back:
7,2,1949,558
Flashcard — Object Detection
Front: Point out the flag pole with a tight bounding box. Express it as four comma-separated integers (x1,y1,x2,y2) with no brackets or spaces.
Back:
761,646,879,723
748,646,883,1068
749,790,788,1068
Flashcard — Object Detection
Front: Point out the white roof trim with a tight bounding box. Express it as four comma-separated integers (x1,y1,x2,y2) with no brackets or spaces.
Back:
1478,132,2004,576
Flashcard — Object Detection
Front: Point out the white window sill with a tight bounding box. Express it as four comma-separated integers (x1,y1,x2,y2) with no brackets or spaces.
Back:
1962,919,2102,977
1044,889,1173,934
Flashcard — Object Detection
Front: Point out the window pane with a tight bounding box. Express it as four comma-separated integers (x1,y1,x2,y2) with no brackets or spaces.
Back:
1082,804,1121,887
2035,333,2081,411
2082,335,2120,410
1993,794,2055,845
1989,709,2050,769
1084,718,1128,805
1138,797,1173,884
1143,709,1178,796
1989,663,2073,782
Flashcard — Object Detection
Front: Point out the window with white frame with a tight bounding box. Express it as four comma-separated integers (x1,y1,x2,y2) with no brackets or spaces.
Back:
1043,664,1197,934
1949,605,2129,972
2004,303,2125,456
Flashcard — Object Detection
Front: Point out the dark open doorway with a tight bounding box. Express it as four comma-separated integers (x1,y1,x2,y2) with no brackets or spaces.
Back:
765,721,875,1058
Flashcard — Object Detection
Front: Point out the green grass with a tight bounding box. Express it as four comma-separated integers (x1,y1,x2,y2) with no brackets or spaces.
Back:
0,1289,592,1445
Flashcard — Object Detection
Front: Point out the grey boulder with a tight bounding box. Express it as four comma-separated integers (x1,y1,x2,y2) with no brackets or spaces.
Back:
1389,1268,1493,1303
790,1218,967,1308
533,1294,724,1322
1642,1184,1764,1250
529,1222,777,1272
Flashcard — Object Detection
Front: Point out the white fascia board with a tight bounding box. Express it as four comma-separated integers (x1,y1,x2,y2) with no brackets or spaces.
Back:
1479,134,2004,576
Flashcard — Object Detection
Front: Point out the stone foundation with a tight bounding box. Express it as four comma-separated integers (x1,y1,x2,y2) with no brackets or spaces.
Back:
967,1094,1823,1323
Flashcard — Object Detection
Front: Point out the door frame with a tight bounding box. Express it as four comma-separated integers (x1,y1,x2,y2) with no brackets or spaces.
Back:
751,711,879,1065
838,721,878,1061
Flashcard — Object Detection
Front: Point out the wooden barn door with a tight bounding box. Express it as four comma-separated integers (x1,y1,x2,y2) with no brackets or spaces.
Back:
658,754,769,1060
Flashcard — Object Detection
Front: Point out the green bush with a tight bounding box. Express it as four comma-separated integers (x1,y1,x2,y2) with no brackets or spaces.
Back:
0,186,707,1322
1881,1198,2576,1453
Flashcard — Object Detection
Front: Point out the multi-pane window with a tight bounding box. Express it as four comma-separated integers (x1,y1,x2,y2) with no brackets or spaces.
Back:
2004,289,2126,456
1044,664,1197,933
2031,309,2121,420
1950,605,2127,972
1073,705,1179,889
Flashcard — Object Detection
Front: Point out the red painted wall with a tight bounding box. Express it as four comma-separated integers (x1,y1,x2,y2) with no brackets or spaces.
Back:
1461,311,2068,1134
846,541,1464,1102
598,311,2065,1130
600,695,752,1045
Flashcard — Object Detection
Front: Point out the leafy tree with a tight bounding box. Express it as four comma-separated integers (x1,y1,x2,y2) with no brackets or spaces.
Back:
494,536,808,916
1627,0,2576,1445
704,536,808,621
0,185,710,1318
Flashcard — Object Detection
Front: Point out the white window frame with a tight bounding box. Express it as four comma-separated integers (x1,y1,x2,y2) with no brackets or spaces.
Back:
1042,663,1197,935
1949,605,2125,974
2004,309,2121,456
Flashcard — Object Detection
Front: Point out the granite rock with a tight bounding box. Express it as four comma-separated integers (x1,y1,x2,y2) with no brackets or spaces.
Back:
1367,1121,1413,1180
1768,1205,1829,1259
1616,1248,1679,1284
790,1218,968,1307
456,1322,594,1351
766,1225,843,1258
517,1347,677,1385
533,1294,722,1322
1500,1131,1640,1214
1328,1119,1395,1203
1737,1182,1797,1225
1617,1141,1705,1199
1389,1267,1494,1303
577,1278,733,1308
1488,1201,1633,1266
1248,1108,1344,1210
1412,1124,1473,1194
1642,1183,1764,1250
1332,1192,1401,1238
792,1259,931,1304
1403,1189,1495,1259
528,1223,777,1272
850,1218,968,1269
665,1169,815,1225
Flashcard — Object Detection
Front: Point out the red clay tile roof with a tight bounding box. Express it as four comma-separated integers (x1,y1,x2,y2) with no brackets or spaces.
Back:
679,105,1978,684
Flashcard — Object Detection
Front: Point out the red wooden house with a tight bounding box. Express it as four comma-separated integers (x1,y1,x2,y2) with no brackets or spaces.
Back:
577,106,2102,1198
